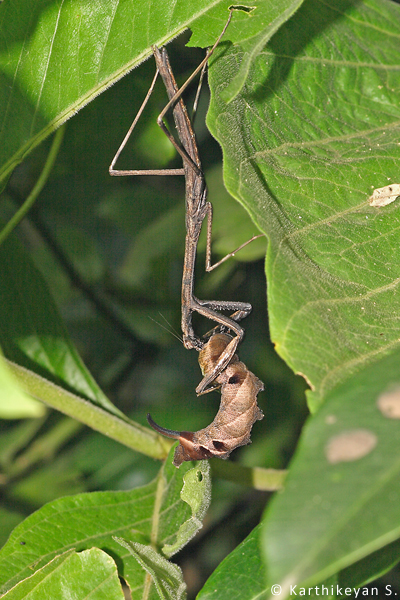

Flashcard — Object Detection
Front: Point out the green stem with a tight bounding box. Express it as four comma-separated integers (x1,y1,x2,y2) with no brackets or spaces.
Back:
0,124,66,246
6,359,173,461
210,458,286,491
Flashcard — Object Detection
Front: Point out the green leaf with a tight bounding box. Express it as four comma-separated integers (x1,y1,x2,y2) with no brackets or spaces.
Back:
338,539,400,589
199,511,400,599
0,549,124,600
197,166,267,263
0,354,45,419
261,347,400,595
0,0,299,184
114,540,186,600
202,0,400,592
190,0,306,102
162,459,210,557
0,447,210,598
199,523,392,599
0,231,123,418
119,204,185,289
157,453,211,559
197,524,269,600
207,0,400,406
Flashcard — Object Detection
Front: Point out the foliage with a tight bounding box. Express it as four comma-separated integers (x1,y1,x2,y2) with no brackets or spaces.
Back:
1,0,400,598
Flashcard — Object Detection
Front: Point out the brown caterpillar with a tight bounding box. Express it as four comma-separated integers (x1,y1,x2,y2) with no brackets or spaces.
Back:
147,333,264,467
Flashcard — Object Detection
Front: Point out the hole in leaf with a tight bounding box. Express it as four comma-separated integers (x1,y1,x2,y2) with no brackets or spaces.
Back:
229,5,256,13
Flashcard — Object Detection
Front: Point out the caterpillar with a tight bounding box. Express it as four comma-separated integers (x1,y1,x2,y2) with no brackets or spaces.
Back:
147,333,264,467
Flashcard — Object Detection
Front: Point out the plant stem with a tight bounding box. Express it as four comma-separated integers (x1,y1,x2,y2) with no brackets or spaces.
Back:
6,359,173,461
210,458,286,491
0,124,66,246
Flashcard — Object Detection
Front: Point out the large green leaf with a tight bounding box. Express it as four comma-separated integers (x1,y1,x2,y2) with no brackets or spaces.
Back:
207,0,400,407
261,347,400,595
201,0,400,593
0,0,302,184
197,524,269,600
0,549,124,600
189,0,305,102
0,447,210,599
199,518,400,599
0,231,123,417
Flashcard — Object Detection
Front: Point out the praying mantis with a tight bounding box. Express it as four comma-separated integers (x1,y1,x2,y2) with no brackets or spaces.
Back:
110,11,264,463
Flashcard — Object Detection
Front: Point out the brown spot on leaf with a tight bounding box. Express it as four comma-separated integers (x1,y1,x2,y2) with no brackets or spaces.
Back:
325,415,337,425
369,183,400,207
325,429,377,464
377,387,400,419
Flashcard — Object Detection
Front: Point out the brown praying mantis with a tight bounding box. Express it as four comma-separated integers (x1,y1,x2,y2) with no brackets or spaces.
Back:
110,11,264,462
